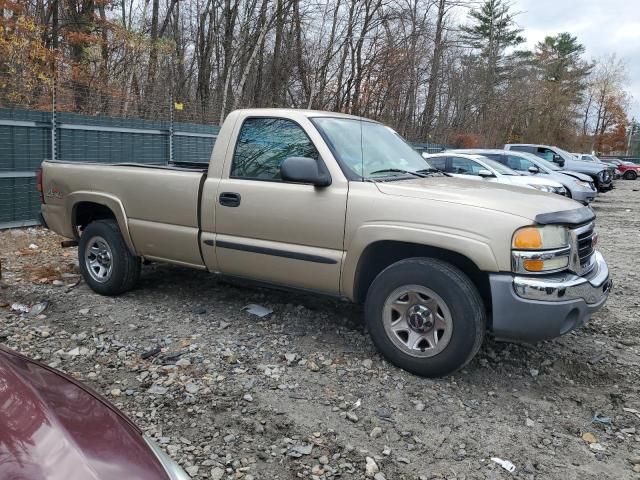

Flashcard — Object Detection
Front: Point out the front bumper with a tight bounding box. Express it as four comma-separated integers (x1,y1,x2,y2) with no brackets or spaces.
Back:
489,251,612,342
570,188,596,204
598,179,614,191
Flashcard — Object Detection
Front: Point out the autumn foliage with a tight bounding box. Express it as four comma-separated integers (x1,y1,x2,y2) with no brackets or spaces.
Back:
0,0,633,153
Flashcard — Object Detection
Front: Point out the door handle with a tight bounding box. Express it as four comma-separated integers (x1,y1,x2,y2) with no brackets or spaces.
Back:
219,192,241,207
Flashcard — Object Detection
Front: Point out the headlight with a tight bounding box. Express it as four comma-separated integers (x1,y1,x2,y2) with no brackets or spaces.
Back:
143,436,191,480
513,225,568,250
529,184,553,193
597,171,605,180
512,226,570,273
574,180,590,188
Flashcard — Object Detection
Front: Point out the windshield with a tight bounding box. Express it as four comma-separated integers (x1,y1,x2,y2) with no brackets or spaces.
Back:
477,156,518,175
312,117,428,179
555,146,577,162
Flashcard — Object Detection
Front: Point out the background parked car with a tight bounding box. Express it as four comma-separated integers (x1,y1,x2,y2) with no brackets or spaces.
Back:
422,152,567,195
0,344,190,480
451,149,597,204
599,158,640,180
572,153,621,178
504,144,614,192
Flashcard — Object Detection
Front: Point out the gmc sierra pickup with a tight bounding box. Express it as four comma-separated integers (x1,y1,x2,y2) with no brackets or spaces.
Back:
39,109,612,377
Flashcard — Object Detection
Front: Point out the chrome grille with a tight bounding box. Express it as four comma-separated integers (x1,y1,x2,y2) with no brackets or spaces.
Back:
570,223,596,274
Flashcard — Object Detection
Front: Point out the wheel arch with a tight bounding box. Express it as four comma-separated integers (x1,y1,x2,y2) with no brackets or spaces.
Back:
69,192,137,254
350,240,492,313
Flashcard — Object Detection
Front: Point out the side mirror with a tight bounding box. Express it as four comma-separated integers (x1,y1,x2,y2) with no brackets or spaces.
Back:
552,154,565,167
280,157,331,187
478,169,494,178
528,166,540,174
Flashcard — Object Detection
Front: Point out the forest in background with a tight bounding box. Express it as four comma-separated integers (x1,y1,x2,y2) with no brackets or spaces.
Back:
0,0,635,153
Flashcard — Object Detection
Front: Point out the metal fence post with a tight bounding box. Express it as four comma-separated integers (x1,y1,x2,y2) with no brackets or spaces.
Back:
51,77,57,161
169,95,174,164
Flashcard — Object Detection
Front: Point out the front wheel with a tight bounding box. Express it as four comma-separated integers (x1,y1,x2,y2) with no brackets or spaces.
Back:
365,258,485,377
79,219,141,296
624,171,637,180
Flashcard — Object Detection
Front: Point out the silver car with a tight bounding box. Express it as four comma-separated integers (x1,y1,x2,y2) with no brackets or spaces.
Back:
452,149,597,204
422,152,567,195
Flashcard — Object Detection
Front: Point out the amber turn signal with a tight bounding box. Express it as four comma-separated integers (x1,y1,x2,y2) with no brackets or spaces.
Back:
522,259,544,271
513,227,542,249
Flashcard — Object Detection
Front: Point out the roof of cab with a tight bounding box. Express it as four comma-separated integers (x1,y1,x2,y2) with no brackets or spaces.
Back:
232,108,374,122
505,143,556,148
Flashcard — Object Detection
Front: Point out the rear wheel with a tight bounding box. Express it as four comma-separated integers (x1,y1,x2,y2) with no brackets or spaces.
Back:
624,170,637,180
365,258,485,377
79,219,141,295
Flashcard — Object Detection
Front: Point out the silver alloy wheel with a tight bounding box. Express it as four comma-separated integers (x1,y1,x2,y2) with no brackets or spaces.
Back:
382,285,453,358
84,236,114,283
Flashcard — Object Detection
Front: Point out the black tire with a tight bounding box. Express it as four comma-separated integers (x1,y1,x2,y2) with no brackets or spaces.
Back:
624,170,637,180
365,258,485,377
78,219,141,296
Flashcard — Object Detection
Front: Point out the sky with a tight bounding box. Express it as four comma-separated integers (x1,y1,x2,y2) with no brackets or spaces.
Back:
513,0,640,120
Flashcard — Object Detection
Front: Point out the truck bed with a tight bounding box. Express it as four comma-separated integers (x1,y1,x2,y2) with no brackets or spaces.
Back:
41,160,207,267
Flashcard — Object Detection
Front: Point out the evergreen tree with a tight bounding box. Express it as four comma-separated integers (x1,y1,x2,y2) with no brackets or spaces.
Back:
460,0,524,138
532,33,593,143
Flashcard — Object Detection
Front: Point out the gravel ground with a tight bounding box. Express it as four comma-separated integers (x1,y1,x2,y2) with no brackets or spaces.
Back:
1,180,639,480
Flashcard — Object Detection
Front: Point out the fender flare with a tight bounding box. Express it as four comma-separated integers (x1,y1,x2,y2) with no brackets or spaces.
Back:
341,224,500,300
67,191,137,254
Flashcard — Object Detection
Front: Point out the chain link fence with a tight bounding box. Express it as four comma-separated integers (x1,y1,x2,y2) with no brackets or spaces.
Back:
0,74,220,228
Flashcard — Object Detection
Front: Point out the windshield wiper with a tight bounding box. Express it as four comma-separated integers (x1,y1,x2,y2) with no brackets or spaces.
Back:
369,168,426,178
416,168,451,177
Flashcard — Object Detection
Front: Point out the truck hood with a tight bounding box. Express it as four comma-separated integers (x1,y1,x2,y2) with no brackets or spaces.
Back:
0,346,167,480
565,160,607,173
375,176,580,221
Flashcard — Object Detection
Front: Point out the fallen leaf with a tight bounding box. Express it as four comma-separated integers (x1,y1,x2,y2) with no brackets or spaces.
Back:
582,432,597,444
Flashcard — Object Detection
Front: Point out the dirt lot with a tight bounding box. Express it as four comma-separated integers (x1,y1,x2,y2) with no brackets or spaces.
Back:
1,181,639,480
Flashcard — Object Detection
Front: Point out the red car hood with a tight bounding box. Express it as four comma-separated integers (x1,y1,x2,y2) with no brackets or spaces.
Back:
0,345,167,480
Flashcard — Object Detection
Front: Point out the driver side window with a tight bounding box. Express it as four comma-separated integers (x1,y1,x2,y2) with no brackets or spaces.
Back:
451,157,482,175
506,155,534,171
537,148,555,162
231,118,319,181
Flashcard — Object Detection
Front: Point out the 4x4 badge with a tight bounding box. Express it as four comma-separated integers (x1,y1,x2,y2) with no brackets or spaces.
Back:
45,185,63,199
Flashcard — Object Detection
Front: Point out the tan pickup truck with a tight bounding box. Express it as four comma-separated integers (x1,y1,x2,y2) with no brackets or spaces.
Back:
39,109,612,377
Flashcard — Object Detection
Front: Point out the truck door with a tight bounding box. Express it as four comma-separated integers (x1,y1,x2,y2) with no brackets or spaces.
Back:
212,116,347,295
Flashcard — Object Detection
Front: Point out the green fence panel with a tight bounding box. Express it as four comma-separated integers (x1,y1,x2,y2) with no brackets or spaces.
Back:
0,177,40,227
173,121,220,164
0,108,220,228
56,112,169,164
0,109,51,172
